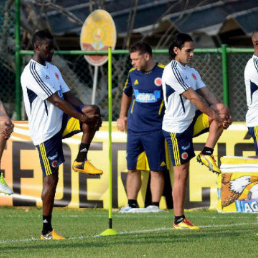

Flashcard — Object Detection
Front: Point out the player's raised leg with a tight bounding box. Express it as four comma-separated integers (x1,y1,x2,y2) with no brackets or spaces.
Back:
72,105,103,175
197,103,230,174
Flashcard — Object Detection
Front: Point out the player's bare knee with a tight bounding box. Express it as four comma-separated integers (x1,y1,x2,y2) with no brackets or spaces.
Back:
81,105,100,116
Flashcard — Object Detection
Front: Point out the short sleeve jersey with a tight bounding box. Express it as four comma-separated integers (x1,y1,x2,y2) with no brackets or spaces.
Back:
21,59,70,145
245,55,258,127
123,63,165,133
162,60,205,133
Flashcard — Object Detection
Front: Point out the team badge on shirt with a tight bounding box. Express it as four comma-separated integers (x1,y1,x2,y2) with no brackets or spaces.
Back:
55,73,59,79
154,77,162,86
181,152,188,160
51,160,58,168
192,73,197,80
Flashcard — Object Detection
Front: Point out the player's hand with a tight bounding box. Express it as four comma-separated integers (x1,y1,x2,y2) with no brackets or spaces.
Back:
0,118,14,139
117,117,127,131
80,113,101,125
210,109,223,124
210,103,232,128
222,114,232,129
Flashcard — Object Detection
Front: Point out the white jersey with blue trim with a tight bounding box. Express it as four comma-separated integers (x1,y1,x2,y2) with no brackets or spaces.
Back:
21,59,70,145
245,55,258,127
162,60,205,133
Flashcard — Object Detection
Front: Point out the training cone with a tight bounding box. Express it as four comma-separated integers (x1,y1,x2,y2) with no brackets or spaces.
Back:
100,228,118,236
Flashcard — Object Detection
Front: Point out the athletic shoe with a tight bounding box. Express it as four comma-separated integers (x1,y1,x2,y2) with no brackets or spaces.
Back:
0,173,13,195
119,206,148,213
119,205,140,213
173,217,200,230
119,205,134,213
196,153,221,174
72,160,103,175
145,205,165,212
40,229,66,240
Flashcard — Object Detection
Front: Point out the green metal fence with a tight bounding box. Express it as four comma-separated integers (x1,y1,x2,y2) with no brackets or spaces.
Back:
16,48,253,122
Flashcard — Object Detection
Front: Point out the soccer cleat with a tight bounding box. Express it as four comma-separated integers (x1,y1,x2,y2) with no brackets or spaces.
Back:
196,153,221,174
72,160,103,175
0,173,13,195
40,229,66,240
173,217,200,230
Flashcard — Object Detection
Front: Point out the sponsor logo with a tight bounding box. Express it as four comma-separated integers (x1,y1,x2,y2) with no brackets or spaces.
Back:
134,79,139,85
45,75,50,79
192,73,197,80
55,73,59,79
80,148,88,153
51,160,58,168
181,152,188,160
182,143,191,150
48,152,58,161
134,89,161,103
235,199,258,213
160,161,166,166
154,77,162,86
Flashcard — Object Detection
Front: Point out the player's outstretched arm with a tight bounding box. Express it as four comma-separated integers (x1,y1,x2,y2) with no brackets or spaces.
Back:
47,93,89,123
63,92,84,107
183,88,222,123
197,88,232,128
197,87,219,106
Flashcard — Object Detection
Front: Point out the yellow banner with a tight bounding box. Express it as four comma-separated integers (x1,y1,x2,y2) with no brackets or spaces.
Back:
217,156,258,212
0,122,254,210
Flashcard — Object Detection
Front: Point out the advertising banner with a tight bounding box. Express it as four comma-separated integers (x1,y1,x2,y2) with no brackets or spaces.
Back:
217,156,258,213
0,122,255,210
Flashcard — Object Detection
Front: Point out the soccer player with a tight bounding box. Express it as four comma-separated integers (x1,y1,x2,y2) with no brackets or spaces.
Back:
245,30,258,155
162,33,231,229
117,42,166,212
21,30,102,240
0,99,13,195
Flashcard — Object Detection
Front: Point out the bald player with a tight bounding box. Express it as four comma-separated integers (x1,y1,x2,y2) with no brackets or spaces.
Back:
245,30,258,155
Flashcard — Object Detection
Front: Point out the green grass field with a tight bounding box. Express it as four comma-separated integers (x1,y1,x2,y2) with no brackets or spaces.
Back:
0,207,257,257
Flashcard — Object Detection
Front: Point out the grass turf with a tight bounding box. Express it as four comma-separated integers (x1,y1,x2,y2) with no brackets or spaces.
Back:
0,207,257,257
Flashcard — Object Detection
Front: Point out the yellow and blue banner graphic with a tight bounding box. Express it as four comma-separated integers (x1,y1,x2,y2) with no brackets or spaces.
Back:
0,122,256,210
218,156,258,213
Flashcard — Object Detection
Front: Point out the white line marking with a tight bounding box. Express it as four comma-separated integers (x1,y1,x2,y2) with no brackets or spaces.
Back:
0,222,257,244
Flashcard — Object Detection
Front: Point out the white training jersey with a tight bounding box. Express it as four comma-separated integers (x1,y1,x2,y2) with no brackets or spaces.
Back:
245,55,258,127
162,60,205,133
21,59,70,145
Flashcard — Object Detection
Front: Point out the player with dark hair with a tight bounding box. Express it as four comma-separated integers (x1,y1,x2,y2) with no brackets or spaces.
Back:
21,30,102,239
0,99,13,195
162,33,231,229
245,30,258,156
117,41,166,212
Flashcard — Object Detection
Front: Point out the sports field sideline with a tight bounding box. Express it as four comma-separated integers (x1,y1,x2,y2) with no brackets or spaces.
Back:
0,207,257,257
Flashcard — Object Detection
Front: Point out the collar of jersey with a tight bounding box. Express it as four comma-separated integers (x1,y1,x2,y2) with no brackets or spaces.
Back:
31,59,49,68
136,62,157,75
174,60,187,70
